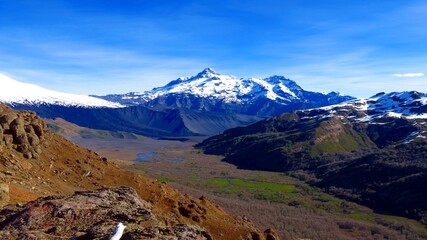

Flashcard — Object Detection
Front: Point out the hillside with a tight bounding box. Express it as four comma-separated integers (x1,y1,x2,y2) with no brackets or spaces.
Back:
197,91,427,223
0,104,272,239
11,103,263,137
317,142,427,223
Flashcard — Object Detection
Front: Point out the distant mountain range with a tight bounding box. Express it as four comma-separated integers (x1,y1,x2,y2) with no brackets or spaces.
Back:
198,91,427,167
0,69,354,136
94,68,354,116
197,91,427,222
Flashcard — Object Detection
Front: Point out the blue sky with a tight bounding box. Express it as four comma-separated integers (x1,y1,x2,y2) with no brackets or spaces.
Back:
0,0,426,97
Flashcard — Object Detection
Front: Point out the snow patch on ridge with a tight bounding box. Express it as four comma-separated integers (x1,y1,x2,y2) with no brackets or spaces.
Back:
0,73,124,108
304,91,427,122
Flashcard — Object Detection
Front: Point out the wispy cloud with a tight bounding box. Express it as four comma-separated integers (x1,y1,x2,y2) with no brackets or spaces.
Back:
392,73,425,77
1,1,427,97
0,40,212,95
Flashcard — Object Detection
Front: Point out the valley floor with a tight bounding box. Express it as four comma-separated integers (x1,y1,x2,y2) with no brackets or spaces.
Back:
71,136,427,240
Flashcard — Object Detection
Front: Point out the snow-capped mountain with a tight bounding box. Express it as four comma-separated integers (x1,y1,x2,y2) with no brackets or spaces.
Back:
0,73,123,108
95,68,354,116
314,91,427,121
147,68,302,103
366,91,427,118
299,91,427,143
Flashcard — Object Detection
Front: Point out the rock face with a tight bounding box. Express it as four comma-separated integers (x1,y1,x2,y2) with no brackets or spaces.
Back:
0,105,45,159
0,186,212,239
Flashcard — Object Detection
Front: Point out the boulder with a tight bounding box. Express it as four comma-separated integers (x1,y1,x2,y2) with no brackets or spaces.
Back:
264,228,280,240
0,112,18,130
25,125,37,143
0,109,45,159
3,135,13,148
10,116,30,149
0,183,9,204
0,186,213,240
31,119,44,138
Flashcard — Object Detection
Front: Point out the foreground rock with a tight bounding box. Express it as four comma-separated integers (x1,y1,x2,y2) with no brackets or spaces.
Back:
0,186,212,239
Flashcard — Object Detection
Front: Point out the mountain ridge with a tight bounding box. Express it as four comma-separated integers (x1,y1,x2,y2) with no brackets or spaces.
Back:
0,73,123,108
94,68,355,117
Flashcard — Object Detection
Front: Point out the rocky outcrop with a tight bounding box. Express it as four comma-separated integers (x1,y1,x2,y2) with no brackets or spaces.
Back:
0,186,213,239
0,105,45,159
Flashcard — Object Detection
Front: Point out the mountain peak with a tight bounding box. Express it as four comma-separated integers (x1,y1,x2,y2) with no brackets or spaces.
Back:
195,68,218,78
202,68,217,74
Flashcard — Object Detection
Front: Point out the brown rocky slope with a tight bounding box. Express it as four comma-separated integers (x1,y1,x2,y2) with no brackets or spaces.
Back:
0,105,275,239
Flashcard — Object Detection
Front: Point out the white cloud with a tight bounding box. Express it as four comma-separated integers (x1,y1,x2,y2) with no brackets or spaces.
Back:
392,73,425,77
